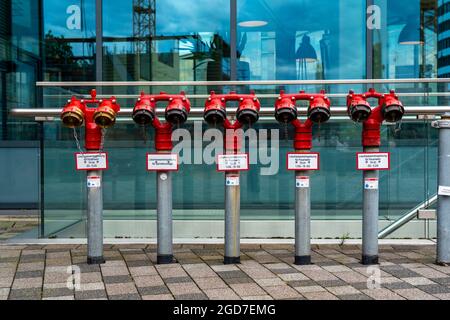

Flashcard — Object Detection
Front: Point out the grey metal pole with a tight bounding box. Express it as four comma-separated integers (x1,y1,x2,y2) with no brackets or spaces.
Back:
87,169,105,264
362,146,379,265
433,114,450,265
295,170,311,265
156,168,173,264
224,172,240,264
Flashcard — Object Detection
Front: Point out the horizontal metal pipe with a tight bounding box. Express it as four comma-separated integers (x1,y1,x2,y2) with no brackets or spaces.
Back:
36,78,450,87
9,106,450,119
42,92,450,99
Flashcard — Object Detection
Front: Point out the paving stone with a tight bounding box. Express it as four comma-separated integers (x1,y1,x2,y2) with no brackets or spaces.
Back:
101,266,130,277
183,263,217,278
79,272,102,284
79,282,105,291
301,269,339,282
138,285,170,296
75,290,107,300
204,288,240,300
401,277,436,286
165,276,194,284
8,288,41,300
142,294,174,300
156,265,189,278
230,283,267,297
224,277,255,285
105,283,138,296
263,285,301,299
394,288,437,300
337,294,372,300
43,296,74,300
433,293,450,300
254,277,285,287
73,263,101,273
16,262,45,272
167,282,202,296
382,281,414,290
381,266,421,278
217,270,249,279
316,280,347,287
326,285,360,296
174,293,208,300
416,284,450,294
194,277,229,290
15,270,43,279
43,287,74,298
431,277,450,286
129,266,157,277
322,265,353,273
241,295,273,300
125,260,153,268
134,275,165,288
210,264,240,272
333,271,368,283
362,288,405,300
109,293,142,300
294,285,326,293
12,277,43,289
302,291,338,300
103,275,133,284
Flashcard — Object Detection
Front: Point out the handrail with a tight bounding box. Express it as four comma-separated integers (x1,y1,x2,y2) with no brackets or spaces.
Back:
41,92,450,99
378,194,438,239
9,106,450,119
36,78,450,87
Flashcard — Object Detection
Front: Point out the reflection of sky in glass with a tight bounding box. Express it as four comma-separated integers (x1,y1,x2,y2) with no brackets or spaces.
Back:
43,0,95,37
237,0,365,80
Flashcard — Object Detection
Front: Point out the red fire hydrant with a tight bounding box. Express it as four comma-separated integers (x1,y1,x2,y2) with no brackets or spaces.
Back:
60,89,120,150
346,88,404,265
132,91,191,264
204,91,261,264
60,89,120,265
274,90,331,265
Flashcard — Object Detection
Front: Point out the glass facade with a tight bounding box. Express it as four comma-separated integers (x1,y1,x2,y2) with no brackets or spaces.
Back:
0,0,447,238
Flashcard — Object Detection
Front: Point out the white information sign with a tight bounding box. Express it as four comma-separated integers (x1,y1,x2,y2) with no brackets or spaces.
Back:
226,176,240,186
87,176,101,188
75,152,108,170
296,176,310,188
147,154,178,171
438,185,450,196
217,154,249,171
287,153,319,171
357,152,390,170
364,178,379,190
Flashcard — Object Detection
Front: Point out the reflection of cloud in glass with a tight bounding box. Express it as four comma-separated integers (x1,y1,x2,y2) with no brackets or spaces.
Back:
155,0,229,35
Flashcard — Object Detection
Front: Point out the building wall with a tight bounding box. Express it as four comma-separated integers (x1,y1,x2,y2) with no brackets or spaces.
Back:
0,0,446,238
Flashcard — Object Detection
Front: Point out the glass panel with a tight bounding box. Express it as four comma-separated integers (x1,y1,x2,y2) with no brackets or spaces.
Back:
236,0,366,81
43,0,96,81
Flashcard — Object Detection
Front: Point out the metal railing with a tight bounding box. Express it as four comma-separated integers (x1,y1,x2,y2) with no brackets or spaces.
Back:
9,78,449,120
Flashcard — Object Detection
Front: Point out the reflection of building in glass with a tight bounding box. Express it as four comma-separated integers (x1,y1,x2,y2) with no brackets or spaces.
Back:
438,0,450,77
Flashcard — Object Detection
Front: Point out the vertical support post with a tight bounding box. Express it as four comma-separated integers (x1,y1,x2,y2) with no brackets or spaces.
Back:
434,115,450,265
362,146,379,265
230,0,237,82
224,171,240,264
95,0,103,84
295,168,311,265
156,151,173,264
87,168,105,264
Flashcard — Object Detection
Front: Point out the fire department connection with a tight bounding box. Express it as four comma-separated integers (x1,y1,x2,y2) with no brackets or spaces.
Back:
56,88,450,267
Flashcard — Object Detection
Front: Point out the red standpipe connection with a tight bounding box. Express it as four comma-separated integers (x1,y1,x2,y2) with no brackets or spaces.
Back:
274,90,331,150
204,91,261,153
346,88,404,147
60,89,121,150
132,92,191,151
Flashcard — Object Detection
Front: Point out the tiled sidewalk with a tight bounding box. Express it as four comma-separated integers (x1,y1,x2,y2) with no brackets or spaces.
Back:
0,243,449,300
